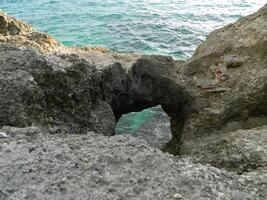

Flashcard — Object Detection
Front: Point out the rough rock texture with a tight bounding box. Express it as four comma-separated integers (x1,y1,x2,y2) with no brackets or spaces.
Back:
182,126,267,174
173,5,267,173
0,128,265,200
180,4,267,138
0,11,190,138
0,5,267,200
0,10,189,135
0,42,187,137
0,44,116,135
0,11,140,66
0,11,62,53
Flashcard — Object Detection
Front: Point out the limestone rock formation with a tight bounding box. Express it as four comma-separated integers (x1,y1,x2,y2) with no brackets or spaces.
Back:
0,5,267,200
0,43,116,135
0,11,62,53
0,128,264,200
182,126,267,174
175,5,267,173
0,10,190,138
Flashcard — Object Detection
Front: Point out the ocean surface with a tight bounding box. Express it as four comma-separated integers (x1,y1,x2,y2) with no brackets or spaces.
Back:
1,0,265,137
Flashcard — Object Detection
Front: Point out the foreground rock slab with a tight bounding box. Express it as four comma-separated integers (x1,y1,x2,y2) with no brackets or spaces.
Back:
0,129,264,200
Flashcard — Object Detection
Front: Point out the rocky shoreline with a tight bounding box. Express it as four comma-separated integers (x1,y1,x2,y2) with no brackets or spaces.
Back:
0,5,266,200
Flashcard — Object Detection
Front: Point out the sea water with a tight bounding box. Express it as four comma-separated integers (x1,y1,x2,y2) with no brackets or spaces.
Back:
1,0,265,136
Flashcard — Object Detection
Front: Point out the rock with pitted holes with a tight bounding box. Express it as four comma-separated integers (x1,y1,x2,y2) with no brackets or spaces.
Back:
0,6,266,193
0,130,264,200
0,43,116,135
176,5,267,173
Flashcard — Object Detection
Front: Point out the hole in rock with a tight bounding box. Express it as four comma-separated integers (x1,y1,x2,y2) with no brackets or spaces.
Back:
115,106,172,149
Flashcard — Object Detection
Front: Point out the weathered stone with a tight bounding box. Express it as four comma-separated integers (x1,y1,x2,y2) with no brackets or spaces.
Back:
0,132,9,138
181,127,267,174
0,126,41,137
0,131,263,200
0,44,116,135
173,193,183,199
222,55,243,68
0,6,266,200
176,5,267,172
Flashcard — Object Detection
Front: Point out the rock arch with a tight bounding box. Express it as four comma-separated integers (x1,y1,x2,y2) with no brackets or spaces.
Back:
101,55,193,153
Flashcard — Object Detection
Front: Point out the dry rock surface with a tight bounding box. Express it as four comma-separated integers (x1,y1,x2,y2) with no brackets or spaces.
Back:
0,5,267,200
176,5,267,173
0,129,265,200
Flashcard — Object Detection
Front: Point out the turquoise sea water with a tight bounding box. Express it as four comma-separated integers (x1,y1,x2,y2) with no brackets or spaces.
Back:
1,0,265,134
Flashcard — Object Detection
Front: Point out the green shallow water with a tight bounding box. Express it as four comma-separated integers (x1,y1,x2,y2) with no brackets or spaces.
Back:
116,109,155,134
1,0,265,134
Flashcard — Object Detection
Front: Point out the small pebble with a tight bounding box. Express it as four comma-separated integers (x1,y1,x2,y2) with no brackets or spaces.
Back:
173,193,183,199
0,132,9,138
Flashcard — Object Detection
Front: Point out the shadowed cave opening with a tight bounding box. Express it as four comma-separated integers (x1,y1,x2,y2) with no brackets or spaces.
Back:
115,105,172,149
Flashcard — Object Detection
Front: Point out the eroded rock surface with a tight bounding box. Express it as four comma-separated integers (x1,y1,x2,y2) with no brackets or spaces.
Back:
182,126,267,174
0,12,190,139
181,4,267,138
0,128,265,200
174,5,267,173
0,5,266,200
0,44,116,135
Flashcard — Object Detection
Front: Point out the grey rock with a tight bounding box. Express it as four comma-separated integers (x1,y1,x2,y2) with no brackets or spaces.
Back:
222,55,243,68
0,132,9,138
0,126,41,137
0,131,263,200
0,44,116,135
0,6,266,200
174,5,267,172
173,193,183,199
182,127,267,174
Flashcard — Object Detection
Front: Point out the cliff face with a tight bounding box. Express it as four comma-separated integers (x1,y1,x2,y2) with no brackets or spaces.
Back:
0,5,266,200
